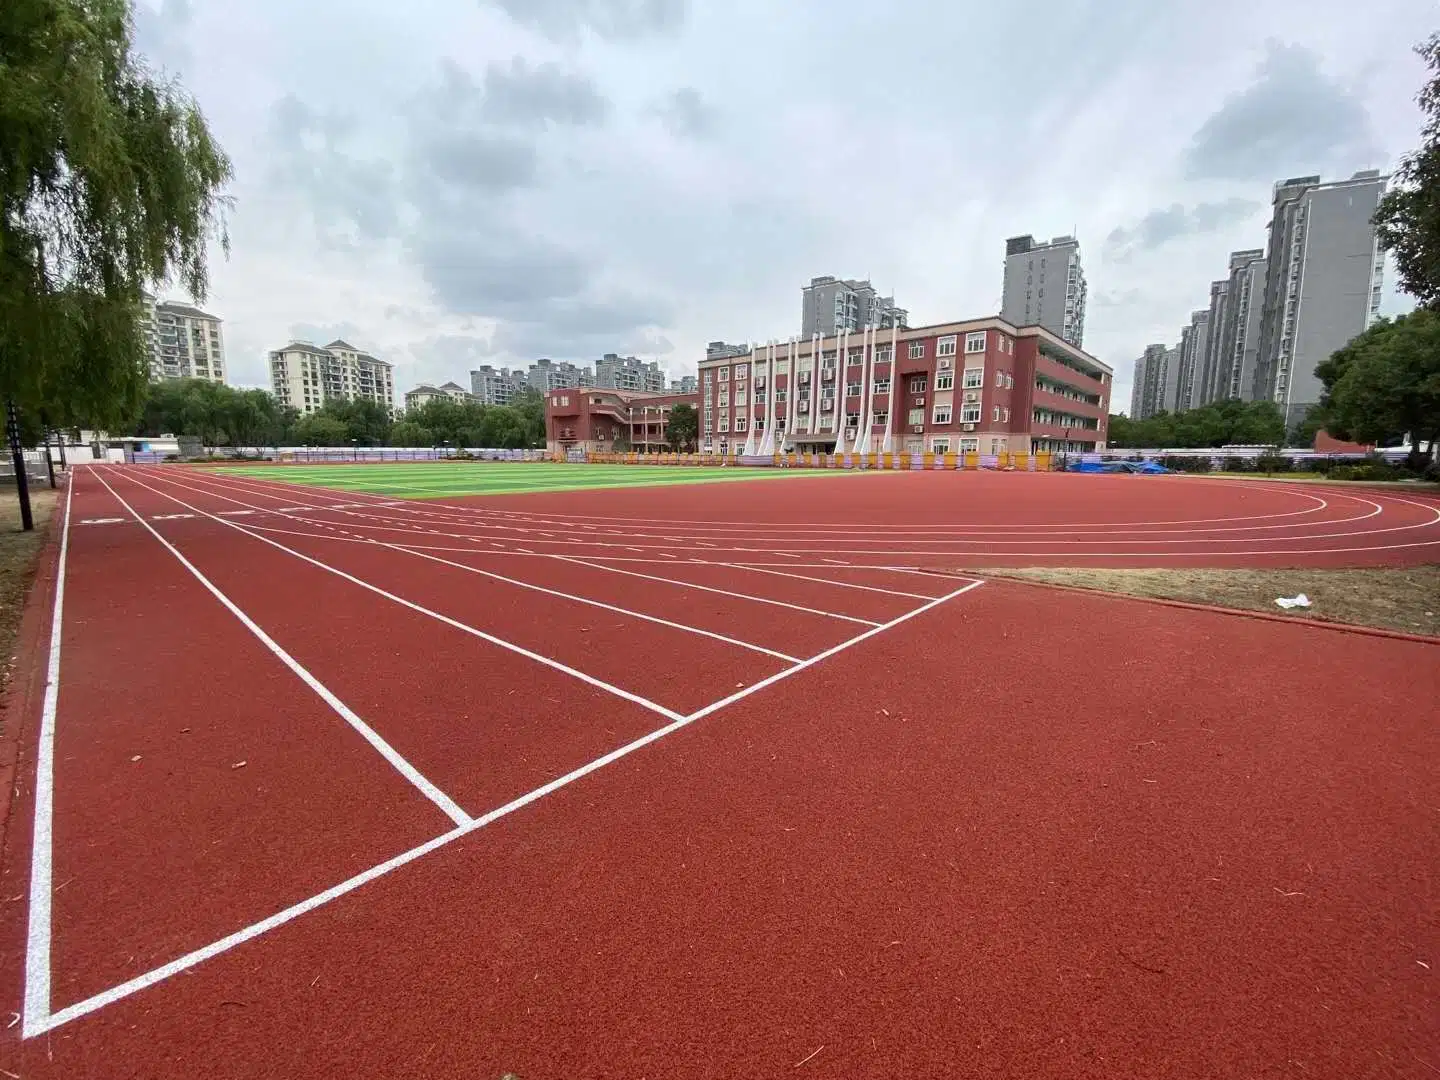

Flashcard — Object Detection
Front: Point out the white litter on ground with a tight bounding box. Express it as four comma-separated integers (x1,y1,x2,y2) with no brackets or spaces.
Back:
1275,594,1312,610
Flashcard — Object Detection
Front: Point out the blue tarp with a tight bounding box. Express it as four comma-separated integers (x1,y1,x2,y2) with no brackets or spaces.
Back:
1066,459,1170,474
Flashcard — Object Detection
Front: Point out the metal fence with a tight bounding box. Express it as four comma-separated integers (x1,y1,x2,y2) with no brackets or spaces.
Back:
124,447,549,464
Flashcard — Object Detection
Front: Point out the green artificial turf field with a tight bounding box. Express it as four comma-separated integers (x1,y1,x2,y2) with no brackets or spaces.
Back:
206,461,847,498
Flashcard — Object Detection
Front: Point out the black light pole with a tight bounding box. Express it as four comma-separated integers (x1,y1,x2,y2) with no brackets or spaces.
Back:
1063,427,1071,472
351,438,358,462
5,400,34,532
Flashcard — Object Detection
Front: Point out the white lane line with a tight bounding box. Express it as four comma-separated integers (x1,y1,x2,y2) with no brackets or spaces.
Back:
378,545,803,664
721,563,938,601
32,570,984,1037
142,472,807,664
109,470,688,723
153,470,1440,558
821,558,849,565
92,470,473,828
23,476,74,1038
683,578,985,722
541,555,881,627
216,509,256,516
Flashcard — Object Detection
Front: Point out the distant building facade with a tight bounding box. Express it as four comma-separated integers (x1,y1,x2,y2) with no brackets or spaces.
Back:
145,298,226,383
546,388,700,454
595,353,666,393
269,339,394,414
1001,234,1087,347
800,276,908,338
404,381,473,411
670,375,698,393
1129,344,1170,421
470,365,529,405
526,358,593,392
1252,171,1387,425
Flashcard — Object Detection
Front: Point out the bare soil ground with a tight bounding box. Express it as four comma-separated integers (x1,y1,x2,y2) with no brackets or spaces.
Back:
975,565,1440,637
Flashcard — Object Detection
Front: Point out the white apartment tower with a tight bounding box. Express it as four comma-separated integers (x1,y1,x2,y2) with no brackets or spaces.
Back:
145,297,227,383
1000,234,1087,347
269,339,395,414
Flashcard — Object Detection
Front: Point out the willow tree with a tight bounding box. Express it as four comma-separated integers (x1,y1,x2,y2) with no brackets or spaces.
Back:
1,0,231,526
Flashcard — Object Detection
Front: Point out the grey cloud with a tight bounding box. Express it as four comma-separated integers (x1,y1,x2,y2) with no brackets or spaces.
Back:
489,296,675,361
265,95,400,247
287,321,375,348
481,58,611,128
479,0,687,42
653,88,717,139
409,225,592,314
408,334,501,370
421,133,539,192
1104,198,1260,262
1091,288,1145,309
1183,41,1379,182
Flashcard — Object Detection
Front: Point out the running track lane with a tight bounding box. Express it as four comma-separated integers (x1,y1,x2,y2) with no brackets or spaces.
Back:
4,572,1435,1077
85,468,679,813
172,466,1440,568
149,468,943,623
110,468,809,714
2,470,453,1013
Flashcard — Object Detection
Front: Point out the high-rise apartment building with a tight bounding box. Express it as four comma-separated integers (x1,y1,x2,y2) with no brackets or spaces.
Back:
1000,234,1087,347
1210,250,1267,403
1176,311,1210,412
470,365,530,405
670,375,698,393
800,277,908,338
144,297,227,383
526,358,593,392
269,340,395,414
1197,279,1230,405
1129,344,1169,420
1253,171,1386,426
595,353,666,393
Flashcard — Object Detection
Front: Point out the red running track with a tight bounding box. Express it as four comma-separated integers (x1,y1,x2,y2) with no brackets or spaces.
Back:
109,465,1440,569
1,464,1436,1079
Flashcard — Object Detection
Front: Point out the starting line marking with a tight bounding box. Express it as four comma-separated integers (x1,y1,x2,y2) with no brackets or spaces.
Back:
25,472,983,1035
78,517,125,525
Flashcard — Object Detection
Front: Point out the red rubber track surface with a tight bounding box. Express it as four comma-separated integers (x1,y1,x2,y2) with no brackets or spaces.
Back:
1,464,1436,1079
134,466,1440,569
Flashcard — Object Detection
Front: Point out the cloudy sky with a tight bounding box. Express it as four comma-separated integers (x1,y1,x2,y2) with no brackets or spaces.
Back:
133,0,1434,411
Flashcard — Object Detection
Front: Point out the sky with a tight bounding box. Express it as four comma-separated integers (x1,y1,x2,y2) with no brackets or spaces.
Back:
132,0,1436,412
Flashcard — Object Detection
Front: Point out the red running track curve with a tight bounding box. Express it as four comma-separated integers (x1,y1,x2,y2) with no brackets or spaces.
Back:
0,463,1436,1079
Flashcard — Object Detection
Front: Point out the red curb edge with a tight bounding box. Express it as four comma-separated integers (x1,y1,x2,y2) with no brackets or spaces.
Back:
977,572,1440,647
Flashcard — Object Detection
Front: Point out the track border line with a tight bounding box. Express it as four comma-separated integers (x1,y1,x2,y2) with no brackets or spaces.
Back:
24,526,982,1035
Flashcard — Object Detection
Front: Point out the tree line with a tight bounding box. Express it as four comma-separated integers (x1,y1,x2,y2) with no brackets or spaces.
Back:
132,378,547,449
1107,400,1287,449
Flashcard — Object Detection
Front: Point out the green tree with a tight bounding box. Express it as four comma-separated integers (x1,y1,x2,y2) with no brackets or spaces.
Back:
1316,311,1440,471
1,0,232,431
1107,400,1283,449
292,413,349,446
388,420,433,447
316,398,391,445
1374,34,1440,308
666,402,698,451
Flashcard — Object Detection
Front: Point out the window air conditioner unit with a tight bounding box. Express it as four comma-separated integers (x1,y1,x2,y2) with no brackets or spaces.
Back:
963,423,976,431
911,425,924,434
913,396,925,406
938,357,953,370
965,391,979,403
